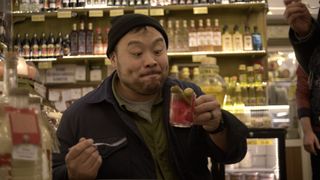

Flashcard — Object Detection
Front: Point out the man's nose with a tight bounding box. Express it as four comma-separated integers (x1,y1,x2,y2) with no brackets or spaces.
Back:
144,52,158,68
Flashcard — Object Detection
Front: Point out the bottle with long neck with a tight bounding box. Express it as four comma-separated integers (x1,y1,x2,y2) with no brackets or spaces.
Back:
222,25,233,52
232,25,243,51
212,18,222,51
70,23,78,56
188,20,198,52
243,25,253,51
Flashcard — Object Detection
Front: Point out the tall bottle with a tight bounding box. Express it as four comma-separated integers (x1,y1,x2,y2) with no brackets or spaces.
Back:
55,32,64,57
252,26,263,50
243,25,253,51
70,23,78,55
222,25,233,52
181,20,190,52
62,34,71,56
94,27,104,55
169,65,179,79
39,32,48,58
204,18,214,51
197,19,206,51
31,33,39,59
232,25,243,51
47,32,56,58
69,0,77,7
13,34,23,57
180,67,191,82
62,0,69,7
166,20,175,52
173,20,182,52
86,23,94,55
212,18,222,51
22,33,31,59
49,0,57,11
78,0,86,7
78,21,86,55
188,20,198,52
238,64,247,87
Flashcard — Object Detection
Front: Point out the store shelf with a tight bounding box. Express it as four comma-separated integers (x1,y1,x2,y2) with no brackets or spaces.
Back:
226,167,276,173
11,2,267,17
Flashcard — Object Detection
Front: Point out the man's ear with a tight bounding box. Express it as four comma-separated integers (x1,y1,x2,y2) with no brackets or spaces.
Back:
109,53,117,69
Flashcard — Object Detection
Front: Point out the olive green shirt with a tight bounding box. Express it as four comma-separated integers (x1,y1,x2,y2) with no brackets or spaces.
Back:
112,75,178,180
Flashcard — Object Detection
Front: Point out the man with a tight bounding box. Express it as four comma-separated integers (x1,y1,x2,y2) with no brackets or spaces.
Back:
52,14,248,180
284,1,320,179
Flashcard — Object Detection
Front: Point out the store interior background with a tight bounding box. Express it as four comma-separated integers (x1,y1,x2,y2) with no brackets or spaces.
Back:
1,0,319,179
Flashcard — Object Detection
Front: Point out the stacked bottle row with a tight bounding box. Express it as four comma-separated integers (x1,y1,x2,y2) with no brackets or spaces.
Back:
16,0,265,12
224,64,266,107
13,22,109,59
161,18,263,53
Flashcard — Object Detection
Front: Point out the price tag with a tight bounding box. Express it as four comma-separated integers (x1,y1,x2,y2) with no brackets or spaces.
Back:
109,9,124,17
192,55,207,62
247,139,274,145
150,8,164,16
57,11,72,18
31,15,45,22
89,10,104,17
193,7,208,15
134,9,149,16
38,62,52,69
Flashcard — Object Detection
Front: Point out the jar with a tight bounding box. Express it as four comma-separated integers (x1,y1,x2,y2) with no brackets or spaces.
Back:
198,57,226,105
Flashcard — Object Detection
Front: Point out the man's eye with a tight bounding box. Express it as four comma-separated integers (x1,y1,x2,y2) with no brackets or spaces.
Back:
154,49,163,56
132,52,142,57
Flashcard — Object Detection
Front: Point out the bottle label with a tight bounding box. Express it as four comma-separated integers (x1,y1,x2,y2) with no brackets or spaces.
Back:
5,107,41,161
252,34,262,50
188,32,198,48
244,36,252,50
47,44,55,57
41,44,47,57
32,45,39,58
212,32,221,46
55,44,62,56
23,45,30,57
222,35,232,51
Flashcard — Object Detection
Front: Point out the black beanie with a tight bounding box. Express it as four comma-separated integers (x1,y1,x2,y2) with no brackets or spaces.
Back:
106,14,169,58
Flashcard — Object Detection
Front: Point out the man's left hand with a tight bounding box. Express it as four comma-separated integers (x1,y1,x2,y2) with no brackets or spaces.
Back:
193,95,222,132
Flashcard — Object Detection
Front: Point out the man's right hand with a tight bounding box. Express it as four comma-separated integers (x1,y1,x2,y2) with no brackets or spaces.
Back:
65,138,102,180
303,131,320,155
284,0,313,37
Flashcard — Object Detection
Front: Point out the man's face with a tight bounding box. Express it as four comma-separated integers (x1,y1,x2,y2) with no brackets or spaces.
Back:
110,26,169,100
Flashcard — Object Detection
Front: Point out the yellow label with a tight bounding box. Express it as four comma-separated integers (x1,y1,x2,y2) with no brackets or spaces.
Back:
150,8,164,16
192,55,207,62
247,139,274,145
31,15,45,22
109,9,124,17
89,10,104,17
57,11,72,18
134,9,149,16
38,62,52,69
193,7,208,15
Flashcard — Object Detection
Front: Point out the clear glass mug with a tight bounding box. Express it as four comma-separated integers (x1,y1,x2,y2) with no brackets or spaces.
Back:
169,87,196,128
305,0,319,9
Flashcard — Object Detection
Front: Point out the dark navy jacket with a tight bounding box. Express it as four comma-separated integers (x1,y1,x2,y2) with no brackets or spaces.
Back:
52,72,248,180
289,12,320,129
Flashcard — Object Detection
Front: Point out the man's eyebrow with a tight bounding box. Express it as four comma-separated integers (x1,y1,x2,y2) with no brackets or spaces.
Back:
152,37,165,46
127,41,143,47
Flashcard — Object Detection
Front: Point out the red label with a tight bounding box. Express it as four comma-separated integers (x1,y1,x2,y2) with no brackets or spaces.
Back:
6,107,41,146
0,153,11,166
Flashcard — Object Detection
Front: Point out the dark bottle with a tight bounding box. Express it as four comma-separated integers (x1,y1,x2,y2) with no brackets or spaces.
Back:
78,21,86,55
69,0,77,7
62,34,71,56
39,32,48,58
47,32,56,58
70,23,78,55
13,34,23,57
62,0,69,7
22,33,31,59
252,26,263,50
55,32,64,57
77,0,85,7
49,0,57,11
0,18,6,44
86,23,94,55
31,33,39,59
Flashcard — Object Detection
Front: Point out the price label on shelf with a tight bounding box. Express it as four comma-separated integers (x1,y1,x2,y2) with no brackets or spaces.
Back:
89,10,104,17
109,9,124,17
134,9,149,16
150,8,164,16
192,55,207,62
247,139,274,145
31,15,45,22
193,7,208,15
38,62,52,69
57,11,72,18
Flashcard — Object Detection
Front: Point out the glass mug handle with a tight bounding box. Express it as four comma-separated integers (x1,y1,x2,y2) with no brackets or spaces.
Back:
305,0,320,9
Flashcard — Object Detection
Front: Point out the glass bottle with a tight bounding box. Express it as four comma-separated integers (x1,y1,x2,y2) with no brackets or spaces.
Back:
78,21,86,55
39,32,48,58
166,20,175,52
174,20,182,52
212,18,222,51
188,20,198,52
22,33,31,59
247,66,255,85
78,0,86,7
252,26,263,50
204,18,214,51
232,25,243,51
238,64,247,87
70,23,78,56
198,57,226,105
243,25,253,51
69,0,77,7
94,27,104,55
197,19,206,51
31,33,39,59
13,34,23,57
192,67,201,85
62,33,71,56
222,25,233,52
86,23,94,55
253,63,263,85
47,32,56,58
181,20,190,52
180,67,191,82
55,32,64,57
62,0,69,7
169,65,179,79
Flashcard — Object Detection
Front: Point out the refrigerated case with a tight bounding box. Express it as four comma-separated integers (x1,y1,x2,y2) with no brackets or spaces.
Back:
212,128,286,180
